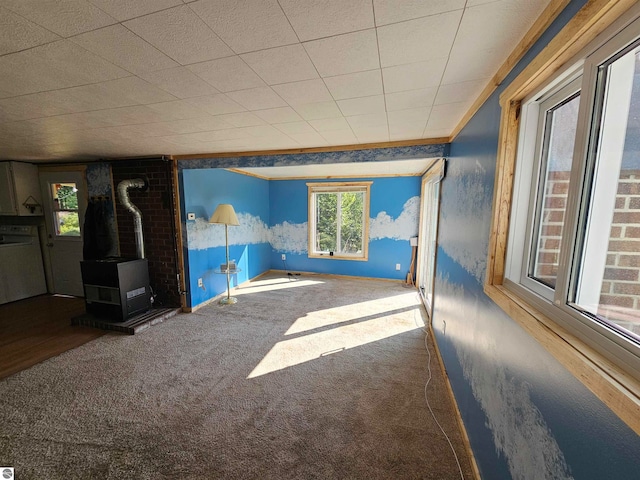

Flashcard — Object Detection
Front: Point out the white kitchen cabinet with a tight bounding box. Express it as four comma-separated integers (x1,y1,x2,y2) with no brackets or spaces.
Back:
0,161,43,216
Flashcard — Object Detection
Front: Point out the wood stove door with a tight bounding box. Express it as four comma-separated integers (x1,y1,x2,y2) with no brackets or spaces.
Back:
40,170,87,297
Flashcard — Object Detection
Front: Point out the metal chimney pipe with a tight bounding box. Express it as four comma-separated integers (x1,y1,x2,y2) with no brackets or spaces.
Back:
117,178,147,259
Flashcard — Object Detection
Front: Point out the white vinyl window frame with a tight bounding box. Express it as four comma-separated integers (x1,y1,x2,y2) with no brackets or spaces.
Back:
307,182,371,261
486,2,640,434
417,158,446,317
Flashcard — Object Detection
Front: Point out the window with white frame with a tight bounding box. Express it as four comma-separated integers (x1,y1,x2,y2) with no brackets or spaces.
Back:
504,14,640,377
307,182,371,260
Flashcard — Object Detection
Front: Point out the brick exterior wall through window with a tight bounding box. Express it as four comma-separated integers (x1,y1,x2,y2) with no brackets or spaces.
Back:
537,170,640,336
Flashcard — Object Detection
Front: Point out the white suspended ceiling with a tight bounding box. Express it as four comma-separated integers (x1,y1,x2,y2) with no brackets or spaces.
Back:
0,0,551,162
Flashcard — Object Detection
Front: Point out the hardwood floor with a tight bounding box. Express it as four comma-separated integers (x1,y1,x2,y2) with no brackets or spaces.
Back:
0,295,105,380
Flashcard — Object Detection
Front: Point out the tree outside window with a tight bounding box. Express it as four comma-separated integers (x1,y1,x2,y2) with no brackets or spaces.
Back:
308,182,371,260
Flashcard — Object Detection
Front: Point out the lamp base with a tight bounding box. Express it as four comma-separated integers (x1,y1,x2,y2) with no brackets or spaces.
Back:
219,296,237,305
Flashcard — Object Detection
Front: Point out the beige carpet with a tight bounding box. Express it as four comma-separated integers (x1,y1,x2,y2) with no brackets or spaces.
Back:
0,273,474,479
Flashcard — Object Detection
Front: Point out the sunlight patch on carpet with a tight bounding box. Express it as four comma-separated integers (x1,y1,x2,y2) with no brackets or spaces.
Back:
248,306,424,378
285,292,420,335
234,278,324,296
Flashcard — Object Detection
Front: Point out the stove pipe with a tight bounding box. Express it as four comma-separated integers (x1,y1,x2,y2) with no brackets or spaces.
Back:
117,178,147,259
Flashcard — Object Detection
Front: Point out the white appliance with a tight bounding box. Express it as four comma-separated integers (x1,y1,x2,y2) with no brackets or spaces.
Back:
0,224,47,304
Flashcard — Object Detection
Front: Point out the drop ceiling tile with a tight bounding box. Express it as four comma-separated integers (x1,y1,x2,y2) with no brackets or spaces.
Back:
308,117,350,132
98,76,178,105
273,121,315,135
185,94,246,115
239,124,283,138
422,128,454,139
346,112,388,129
385,87,438,112
278,0,373,42
2,0,117,37
145,100,211,120
253,107,302,124
382,59,448,94
443,47,503,84
352,124,389,143
241,45,318,86
435,79,487,106
37,84,135,113
188,56,265,92
292,101,343,121
377,11,461,68
304,29,379,77
124,6,233,65
453,0,549,54
387,107,430,137
190,0,298,54
337,95,385,117
387,107,431,126
288,131,329,147
87,0,183,21
215,112,266,127
188,128,251,142
86,105,166,126
226,87,287,111
0,40,129,97
425,101,468,131
324,70,382,101
138,67,220,99
373,0,465,26
155,116,233,134
0,6,61,55
272,79,332,105
0,94,71,121
54,111,128,130
320,129,358,145
71,25,179,74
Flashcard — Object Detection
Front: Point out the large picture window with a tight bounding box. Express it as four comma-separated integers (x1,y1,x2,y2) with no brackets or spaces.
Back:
307,182,371,260
486,4,640,433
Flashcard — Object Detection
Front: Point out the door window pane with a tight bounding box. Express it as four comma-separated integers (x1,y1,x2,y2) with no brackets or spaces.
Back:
51,182,80,237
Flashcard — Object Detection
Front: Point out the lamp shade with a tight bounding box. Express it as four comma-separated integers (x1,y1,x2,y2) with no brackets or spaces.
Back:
209,203,240,226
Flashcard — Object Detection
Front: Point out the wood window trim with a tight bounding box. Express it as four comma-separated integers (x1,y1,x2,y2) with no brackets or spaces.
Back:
307,182,371,261
485,0,640,434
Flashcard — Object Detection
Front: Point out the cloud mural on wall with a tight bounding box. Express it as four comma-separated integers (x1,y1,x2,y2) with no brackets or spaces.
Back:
270,221,308,254
186,197,420,252
186,213,270,250
437,276,573,480
439,161,493,284
370,196,420,241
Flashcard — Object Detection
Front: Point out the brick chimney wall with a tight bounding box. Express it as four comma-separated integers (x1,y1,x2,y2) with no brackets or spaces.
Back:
111,158,181,308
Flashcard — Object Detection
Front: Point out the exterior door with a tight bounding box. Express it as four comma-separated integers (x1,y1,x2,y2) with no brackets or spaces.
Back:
417,159,445,317
40,170,87,297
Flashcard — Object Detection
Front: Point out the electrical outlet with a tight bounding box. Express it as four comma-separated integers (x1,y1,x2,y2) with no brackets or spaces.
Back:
197,278,203,287
281,254,286,261
395,263,401,271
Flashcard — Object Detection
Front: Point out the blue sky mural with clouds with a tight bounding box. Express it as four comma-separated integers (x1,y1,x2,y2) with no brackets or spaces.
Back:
181,169,422,308
432,0,640,477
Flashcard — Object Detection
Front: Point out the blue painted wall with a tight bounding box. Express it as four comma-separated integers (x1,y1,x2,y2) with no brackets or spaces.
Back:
178,145,443,309
434,0,640,478
181,169,421,308
269,177,420,279
182,169,271,307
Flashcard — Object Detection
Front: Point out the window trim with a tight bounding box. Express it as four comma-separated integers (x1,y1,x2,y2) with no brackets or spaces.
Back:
307,181,371,261
485,0,640,434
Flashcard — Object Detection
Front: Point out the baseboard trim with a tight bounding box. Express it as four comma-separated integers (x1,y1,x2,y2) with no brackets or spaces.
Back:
268,269,409,284
428,322,482,480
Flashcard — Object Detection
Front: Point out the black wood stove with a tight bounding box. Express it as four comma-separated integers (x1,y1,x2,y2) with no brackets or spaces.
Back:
81,258,151,322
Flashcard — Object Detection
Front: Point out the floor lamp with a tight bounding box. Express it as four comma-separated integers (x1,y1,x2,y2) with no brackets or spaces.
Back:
209,203,240,305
